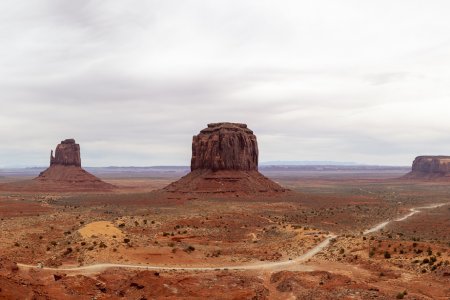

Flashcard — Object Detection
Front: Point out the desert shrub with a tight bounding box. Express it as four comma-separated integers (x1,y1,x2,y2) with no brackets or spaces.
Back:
184,245,195,253
123,238,130,243
384,251,391,259
396,292,404,299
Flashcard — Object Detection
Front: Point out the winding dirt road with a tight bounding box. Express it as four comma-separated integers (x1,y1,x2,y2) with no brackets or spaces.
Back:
17,203,448,274
362,203,446,235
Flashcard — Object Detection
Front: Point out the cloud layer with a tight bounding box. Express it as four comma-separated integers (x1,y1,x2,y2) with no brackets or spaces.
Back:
1,1,450,167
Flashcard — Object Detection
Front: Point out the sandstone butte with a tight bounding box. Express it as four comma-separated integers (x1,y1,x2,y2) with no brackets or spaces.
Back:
164,122,287,195
403,155,450,179
32,138,114,190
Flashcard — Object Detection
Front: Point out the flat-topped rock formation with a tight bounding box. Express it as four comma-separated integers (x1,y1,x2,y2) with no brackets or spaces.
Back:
165,123,287,195
50,139,81,167
404,156,450,179
1,139,114,191
191,123,258,171
34,139,114,190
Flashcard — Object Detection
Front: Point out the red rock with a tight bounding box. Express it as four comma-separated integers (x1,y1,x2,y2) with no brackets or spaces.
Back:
191,123,258,171
165,123,287,195
50,139,81,167
34,139,114,191
404,156,450,179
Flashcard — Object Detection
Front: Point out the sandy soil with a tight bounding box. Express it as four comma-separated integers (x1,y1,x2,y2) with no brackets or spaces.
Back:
1,171,450,299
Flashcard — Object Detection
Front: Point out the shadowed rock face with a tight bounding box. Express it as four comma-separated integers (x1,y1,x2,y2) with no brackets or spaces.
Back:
50,139,81,167
411,156,450,175
31,138,114,191
191,123,258,171
165,123,287,195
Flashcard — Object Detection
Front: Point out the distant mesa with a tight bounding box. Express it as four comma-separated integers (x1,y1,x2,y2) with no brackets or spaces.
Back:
403,156,450,179
35,139,114,190
164,122,287,195
50,138,81,167
191,122,258,171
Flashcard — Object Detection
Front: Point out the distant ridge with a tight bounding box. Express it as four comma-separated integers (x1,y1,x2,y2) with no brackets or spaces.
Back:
260,161,359,166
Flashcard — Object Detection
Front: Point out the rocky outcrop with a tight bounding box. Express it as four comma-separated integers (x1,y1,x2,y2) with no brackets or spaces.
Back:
50,139,81,167
165,123,287,195
191,123,258,171
34,138,114,191
404,156,450,179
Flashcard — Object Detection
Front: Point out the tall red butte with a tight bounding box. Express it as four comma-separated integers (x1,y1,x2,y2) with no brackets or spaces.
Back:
34,139,113,191
164,123,287,195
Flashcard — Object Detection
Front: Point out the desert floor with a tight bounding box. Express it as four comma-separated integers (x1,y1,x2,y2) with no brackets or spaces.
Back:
0,168,449,299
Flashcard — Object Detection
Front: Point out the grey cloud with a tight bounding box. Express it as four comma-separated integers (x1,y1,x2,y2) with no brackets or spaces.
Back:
1,1,450,167
364,72,409,86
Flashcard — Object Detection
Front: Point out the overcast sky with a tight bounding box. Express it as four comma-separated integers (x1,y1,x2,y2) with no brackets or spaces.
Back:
1,1,450,167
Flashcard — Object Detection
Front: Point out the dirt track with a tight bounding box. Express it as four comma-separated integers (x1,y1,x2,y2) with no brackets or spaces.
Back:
17,203,447,274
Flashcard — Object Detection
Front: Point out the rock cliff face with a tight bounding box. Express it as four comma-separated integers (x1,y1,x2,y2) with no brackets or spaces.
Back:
50,139,81,167
191,123,258,171
165,123,286,195
412,156,450,174
34,138,113,191
404,156,450,179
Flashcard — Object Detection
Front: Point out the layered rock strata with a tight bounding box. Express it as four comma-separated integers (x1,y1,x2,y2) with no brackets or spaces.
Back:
35,139,113,190
191,123,258,171
404,156,450,179
165,123,286,195
50,139,81,167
